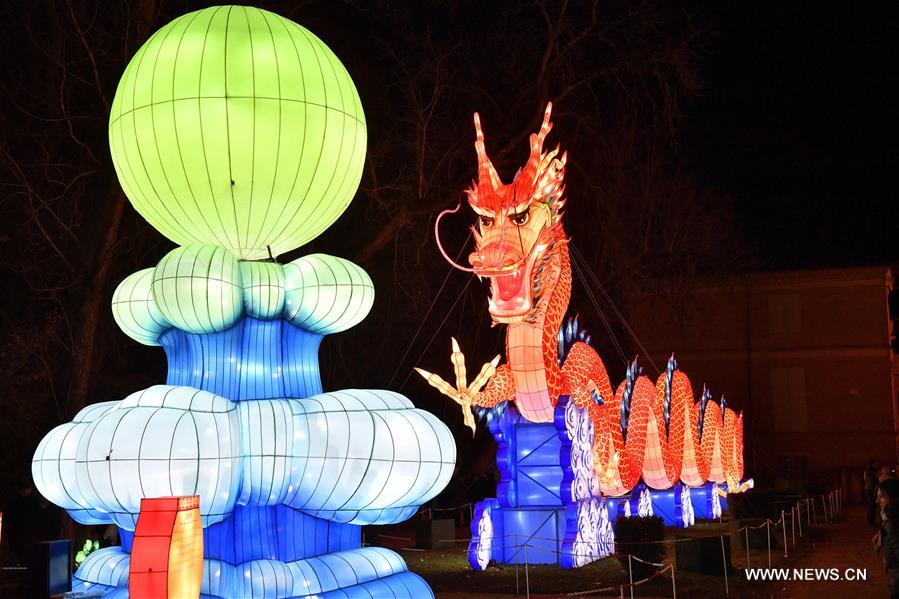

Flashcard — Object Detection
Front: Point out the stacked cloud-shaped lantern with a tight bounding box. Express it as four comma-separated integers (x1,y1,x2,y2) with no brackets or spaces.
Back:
31,7,455,598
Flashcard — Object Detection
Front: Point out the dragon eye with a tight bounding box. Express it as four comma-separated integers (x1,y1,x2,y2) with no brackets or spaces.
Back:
479,216,494,228
510,211,529,226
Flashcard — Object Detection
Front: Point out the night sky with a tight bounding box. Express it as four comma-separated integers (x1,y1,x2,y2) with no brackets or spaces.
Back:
687,1,899,269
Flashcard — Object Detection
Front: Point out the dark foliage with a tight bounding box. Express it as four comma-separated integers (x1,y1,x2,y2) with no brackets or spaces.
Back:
728,488,781,521
613,515,665,579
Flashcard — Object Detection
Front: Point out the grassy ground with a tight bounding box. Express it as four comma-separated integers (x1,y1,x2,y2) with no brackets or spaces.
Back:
388,514,836,598
386,520,725,597
0,507,876,598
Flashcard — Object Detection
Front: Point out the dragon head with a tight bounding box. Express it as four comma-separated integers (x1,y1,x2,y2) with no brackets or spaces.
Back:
437,103,567,323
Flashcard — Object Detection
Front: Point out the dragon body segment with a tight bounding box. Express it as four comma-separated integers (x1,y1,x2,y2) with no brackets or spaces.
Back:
420,103,744,496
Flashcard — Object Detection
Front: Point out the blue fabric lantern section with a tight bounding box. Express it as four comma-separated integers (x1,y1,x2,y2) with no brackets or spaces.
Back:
468,396,711,571
468,398,615,569
34,250,455,599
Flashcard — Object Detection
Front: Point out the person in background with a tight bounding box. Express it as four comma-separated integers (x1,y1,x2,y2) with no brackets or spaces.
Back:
874,478,899,598
869,461,883,526
880,466,896,483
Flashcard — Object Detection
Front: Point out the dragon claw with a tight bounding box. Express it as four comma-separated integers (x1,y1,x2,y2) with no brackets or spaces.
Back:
415,340,502,435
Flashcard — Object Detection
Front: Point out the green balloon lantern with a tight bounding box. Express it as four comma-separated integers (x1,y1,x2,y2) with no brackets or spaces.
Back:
109,6,367,259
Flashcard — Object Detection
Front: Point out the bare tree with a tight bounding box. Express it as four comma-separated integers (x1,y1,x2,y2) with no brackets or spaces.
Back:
0,1,166,496
0,0,750,491
308,1,749,391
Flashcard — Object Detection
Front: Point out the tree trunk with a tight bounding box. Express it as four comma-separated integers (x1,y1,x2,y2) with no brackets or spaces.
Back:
66,191,126,416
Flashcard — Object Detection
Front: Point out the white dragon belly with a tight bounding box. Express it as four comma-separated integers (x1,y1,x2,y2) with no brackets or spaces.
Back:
508,322,554,422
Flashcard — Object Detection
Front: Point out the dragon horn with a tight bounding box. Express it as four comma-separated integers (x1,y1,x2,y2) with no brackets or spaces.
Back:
537,102,553,145
518,102,555,190
473,112,502,192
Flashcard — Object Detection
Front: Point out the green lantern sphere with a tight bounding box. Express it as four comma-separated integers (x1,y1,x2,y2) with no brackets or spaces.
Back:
109,6,367,259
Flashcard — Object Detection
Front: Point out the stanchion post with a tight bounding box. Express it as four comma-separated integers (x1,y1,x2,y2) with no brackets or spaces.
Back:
806,499,811,526
628,553,635,599
524,543,530,599
791,506,796,546
782,510,788,557
515,533,519,596
721,534,729,596
766,519,771,568
797,503,803,538
744,526,751,568
671,564,677,599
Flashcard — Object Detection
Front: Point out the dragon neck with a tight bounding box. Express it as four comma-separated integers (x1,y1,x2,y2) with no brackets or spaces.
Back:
504,236,570,401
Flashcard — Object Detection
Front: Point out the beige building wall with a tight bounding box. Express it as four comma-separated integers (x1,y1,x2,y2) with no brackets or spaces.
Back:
625,267,896,478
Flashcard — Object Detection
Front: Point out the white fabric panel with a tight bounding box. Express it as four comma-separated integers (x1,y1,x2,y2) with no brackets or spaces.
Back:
152,245,244,334
72,547,130,590
240,261,287,320
31,401,119,524
273,390,454,525
67,385,241,530
35,385,453,536
283,254,374,334
111,268,170,346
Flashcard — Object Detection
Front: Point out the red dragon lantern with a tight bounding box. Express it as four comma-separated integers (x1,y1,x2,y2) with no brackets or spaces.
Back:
417,103,746,496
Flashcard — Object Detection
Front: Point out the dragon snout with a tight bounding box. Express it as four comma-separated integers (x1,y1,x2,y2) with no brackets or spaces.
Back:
469,243,523,272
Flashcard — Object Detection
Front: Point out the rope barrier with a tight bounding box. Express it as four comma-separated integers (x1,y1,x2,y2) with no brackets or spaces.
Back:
420,490,840,599
627,553,665,567
564,563,677,597
396,488,844,598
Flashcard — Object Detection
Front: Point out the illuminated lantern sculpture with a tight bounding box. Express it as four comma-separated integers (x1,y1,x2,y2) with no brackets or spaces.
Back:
417,103,747,569
32,7,455,597
107,5,366,260
129,496,203,599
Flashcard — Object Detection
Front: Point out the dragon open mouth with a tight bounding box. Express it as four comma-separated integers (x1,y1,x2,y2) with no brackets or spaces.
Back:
476,244,545,319
496,269,525,302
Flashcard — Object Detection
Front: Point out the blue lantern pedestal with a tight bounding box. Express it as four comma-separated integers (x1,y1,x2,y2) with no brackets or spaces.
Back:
469,399,616,570
469,411,568,567
468,400,732,571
